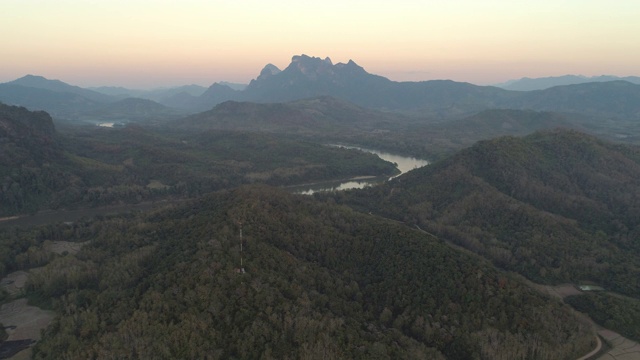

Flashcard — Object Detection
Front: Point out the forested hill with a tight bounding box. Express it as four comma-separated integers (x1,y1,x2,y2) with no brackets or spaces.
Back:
26,186,592,359
0,104,68,214
174,96,411,136
0,103,60,166
336,129,640,296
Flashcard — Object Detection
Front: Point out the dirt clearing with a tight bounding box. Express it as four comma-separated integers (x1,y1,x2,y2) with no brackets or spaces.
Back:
1,270,55,359
43,240,88,255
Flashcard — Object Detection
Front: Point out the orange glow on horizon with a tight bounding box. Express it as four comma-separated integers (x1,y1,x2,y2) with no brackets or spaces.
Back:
1,0,638,88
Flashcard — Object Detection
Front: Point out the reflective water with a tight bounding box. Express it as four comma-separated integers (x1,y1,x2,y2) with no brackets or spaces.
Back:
291,146,429,194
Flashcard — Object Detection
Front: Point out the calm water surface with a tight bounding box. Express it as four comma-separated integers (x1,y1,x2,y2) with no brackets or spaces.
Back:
291,146,429,195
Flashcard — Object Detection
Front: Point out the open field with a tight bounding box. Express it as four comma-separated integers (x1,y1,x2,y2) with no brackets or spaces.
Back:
43,240,88,255
0,299,54,359
1,270,55,359
0,272,27,298
545,284,584,300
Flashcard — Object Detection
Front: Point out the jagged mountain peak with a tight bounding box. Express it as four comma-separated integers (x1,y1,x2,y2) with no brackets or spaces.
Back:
286,55,337,79
270,55,372,84
257,63,281,80
290,54,333,65
335,59,365,72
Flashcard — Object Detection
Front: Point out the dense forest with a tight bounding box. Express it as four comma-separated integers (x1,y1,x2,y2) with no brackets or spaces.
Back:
5,99,640,358
334,129,640,296
0,103,397,216
0,186,593,359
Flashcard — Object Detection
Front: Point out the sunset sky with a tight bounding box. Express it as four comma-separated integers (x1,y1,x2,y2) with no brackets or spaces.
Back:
2,0,639,88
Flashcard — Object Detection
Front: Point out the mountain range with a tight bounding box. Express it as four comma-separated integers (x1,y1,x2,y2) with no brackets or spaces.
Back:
169,55,640,118
2,55,640,123
496,75,640,91
0,75,188,122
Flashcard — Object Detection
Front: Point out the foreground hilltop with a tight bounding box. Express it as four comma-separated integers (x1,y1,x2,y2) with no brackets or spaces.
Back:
26,185,593,359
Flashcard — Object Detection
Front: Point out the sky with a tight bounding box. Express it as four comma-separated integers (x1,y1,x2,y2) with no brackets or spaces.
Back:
1,0,639,88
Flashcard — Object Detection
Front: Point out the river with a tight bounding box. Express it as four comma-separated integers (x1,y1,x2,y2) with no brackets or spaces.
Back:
290,146,430,195
0,147,428,227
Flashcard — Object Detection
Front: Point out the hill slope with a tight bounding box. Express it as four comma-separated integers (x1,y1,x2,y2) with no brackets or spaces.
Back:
175,96,415,136
0,103,69,214
0,103,59,166
0,84,103,119
0,76,182,122
337,129,640,296
27,186,593,359
81,97,185,123
7,75,113,103
502,81,640,119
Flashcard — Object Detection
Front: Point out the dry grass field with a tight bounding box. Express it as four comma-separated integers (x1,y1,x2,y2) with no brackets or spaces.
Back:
1,273,54,359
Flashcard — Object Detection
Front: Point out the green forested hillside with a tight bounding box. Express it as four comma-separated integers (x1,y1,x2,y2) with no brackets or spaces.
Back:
0,104,67,215
0,103,60,166
335,129,640,297
175,96,418,138
0,103,397,216
18,186,593,359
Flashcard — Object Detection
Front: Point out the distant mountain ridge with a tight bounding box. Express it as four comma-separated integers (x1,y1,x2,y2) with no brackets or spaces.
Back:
496,74,640,91
89,84,209,101
0,83,103,119
176,55,640,119
3,56,640,121
0,76,184,122
503,80,640,119
7,75,113,102
194,55,507,115
81,97,184,123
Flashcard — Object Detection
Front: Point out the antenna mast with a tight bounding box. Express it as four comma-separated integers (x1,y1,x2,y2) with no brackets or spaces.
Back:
239,222,245,274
